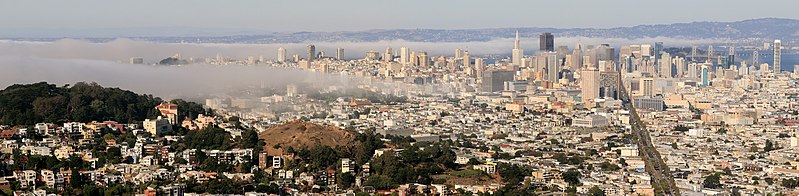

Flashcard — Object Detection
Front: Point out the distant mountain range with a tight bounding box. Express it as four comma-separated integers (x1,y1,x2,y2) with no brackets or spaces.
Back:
3,18,798,44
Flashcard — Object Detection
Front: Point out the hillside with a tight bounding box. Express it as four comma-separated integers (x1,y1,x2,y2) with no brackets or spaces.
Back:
0,82,206,125
258,120,356,155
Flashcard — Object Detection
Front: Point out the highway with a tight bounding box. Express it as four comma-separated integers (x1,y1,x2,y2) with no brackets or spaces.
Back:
619,83,680,195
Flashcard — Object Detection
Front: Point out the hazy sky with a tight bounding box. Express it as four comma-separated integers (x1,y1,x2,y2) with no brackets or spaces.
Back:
1,0,798,35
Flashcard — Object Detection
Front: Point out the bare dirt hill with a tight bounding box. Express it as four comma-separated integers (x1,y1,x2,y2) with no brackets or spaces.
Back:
258,120,356,155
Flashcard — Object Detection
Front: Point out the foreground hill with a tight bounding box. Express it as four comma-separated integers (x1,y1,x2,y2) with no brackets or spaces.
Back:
258,120,356,155
0,82,205,125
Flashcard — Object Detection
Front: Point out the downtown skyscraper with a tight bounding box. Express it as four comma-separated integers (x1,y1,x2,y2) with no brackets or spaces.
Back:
540,32,554,52
774,40,781,73
512,31,524,66
277,47,287,62
307,44,316,62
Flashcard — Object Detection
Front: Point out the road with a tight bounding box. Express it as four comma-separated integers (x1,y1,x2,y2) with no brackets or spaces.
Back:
619,83,680,195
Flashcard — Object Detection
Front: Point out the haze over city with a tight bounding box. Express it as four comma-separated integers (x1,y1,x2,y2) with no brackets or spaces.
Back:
0,1,799,196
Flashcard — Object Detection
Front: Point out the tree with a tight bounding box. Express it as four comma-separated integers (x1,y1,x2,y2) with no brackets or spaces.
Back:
562,169,581,186
364,175,396,190
783,177,799,189
764,140,774,152
589,186,606,196
498,163,530,186
239,128,260,149
703,173,722,189
184,126,232,150
70,169,84,188
337,173,356,189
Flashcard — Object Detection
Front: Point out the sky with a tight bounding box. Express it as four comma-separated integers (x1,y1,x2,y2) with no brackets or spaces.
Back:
1,0,798,37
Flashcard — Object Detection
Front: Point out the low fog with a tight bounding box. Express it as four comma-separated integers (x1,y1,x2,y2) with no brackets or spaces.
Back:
0,56,336,99
0,37,722,99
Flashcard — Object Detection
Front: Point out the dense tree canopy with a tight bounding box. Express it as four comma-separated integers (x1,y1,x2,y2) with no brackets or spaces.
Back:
0,82,170,125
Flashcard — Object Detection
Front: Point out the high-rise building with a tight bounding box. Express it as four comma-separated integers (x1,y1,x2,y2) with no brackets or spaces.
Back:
463,50,471,67
400,47,410,64
687,63,698,78
455,48,463,59
725,46,735,69
419,52,429,67
599,71,621,99
571,46,583,71
640,44,652,57
307,45,316,62
594,44,615,66
384,47,393,62
774,40,781,73
659,52,672,78
278,47,287,62
640,78,654,97
581,67,600,106
540,32,554,52
544,53,559,83
512,31,524,66
654,42,663,64
691,46,698,61
336,48,344,60
482,70,515,92
701,65,710,86
475,58,484,79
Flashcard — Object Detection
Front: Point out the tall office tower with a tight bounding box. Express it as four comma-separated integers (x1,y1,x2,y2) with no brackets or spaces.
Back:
595,44,615,65
674,57,686,77
512,31,524,66
707,45,714,61
623,56,634,73
641,44,653,58
774,40,781,73
640,78,654,97
556,46,569,60
539,32,554,52
752,50,759,65
794,65,799,76
726,46,735,69
701,65,710,86
691,46,698,61
400,47,410,64
277,47,287,62
455,48,463,59
482,70,516,92
307,45,316,62
654,42,663,64
336,48,344,60
659,52,672,78
463,50,471,67
545,53,559,83
599,71,621,99
475,58,484,79
580,67,600,107
687,63,698,78
409,51,417,66
384,47,393,62
571,46,583,71
292,54,301,62
419,52,429,67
